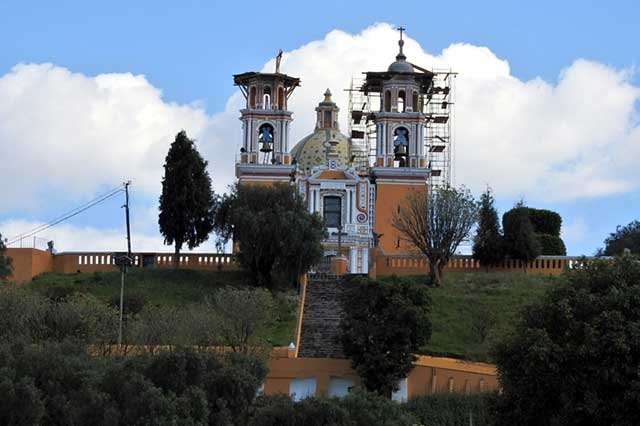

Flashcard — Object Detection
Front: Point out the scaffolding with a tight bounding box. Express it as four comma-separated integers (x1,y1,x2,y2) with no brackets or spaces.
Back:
347,70,456,189
346,77,378,171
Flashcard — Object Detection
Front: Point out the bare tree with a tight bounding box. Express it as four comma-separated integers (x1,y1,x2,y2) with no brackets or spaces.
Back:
392,187,478,286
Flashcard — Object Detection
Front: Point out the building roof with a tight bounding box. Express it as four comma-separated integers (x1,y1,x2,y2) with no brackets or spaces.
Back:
291,129,350,173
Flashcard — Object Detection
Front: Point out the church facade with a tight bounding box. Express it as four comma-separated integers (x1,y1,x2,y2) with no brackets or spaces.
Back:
233,32,437,275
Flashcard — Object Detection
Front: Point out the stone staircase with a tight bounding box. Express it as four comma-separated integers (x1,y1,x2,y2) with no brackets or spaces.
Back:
297,275,346,358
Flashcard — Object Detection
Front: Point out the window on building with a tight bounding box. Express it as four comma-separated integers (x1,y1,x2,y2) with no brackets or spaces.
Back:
384,90,391,112
413,91,419,112
324,111,332,128
278,87,285,109
263,86,271,109
392,378,408,402
249,86,257,108
328,377,354,398
323,196,342,228
290,377,317,402
398,90,406,112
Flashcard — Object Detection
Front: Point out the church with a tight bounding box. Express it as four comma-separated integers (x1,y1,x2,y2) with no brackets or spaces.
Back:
232,30,453,276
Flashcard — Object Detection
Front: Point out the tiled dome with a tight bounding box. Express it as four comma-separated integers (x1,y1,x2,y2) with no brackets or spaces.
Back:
291,129,350,173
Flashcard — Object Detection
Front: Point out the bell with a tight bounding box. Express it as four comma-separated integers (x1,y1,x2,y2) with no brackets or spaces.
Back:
394,144,408,162
260,140,273,153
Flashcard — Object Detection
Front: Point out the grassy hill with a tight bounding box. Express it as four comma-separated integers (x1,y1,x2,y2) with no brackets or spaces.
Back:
22,269,559,361
421,272,559,361
24,268,298,347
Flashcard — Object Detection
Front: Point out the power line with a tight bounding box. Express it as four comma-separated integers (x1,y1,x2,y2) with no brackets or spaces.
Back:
7,185,125,245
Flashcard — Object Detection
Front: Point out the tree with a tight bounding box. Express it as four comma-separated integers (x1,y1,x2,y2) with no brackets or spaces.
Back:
493,255,640,426
472,188,504,270
207,287,274,354
392,187,478,286
502,204,540,271
339,276,431,397
535,233,566,256
603,220,640,255
214,184,326,289
159,130,215,267
0,233,12,281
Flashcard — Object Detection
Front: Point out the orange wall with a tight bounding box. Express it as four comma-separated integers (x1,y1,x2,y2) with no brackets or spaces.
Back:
374,251,572,277
264,353,498,398
5,249,240,283
374,183,426,254
5,248,53,283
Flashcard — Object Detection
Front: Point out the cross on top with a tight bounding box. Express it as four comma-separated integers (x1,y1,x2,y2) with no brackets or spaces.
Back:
397,26,405,41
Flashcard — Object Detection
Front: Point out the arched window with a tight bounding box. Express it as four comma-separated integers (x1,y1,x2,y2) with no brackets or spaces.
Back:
258,123,274,158
412,91,419,112
249,86,257,108
384,90,391,112
398,90,406,112
278,87,285,109
263,86,272,109
323,196,342,228
323,111,332,128
393,126,409,167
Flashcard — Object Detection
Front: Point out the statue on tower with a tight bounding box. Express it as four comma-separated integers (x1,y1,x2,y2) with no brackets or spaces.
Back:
275,49,283,74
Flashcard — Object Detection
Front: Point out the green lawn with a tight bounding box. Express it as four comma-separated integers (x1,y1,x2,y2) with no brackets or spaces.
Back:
24,268,298,346
23,269,559,360
420,272,559,362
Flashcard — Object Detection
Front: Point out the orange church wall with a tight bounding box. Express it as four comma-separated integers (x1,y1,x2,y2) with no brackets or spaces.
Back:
374,251,578,277
88,345,497,398
264,352,498,399
5,248,54,284
374,182,427,254
4,249,240,283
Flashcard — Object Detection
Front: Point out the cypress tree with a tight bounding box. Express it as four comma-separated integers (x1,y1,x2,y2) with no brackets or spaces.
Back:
472,188,504,270
158,131,215,266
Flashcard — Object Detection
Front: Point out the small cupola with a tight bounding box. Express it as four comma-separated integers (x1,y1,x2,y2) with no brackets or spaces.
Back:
387,27,414,74
315,88,340,129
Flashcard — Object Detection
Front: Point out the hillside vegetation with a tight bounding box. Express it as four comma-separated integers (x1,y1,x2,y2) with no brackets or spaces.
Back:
418,272,559,361
23,269,559,361
24,268,298,347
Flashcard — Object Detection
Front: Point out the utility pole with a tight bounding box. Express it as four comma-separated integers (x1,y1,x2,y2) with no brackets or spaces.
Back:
117,180,132,347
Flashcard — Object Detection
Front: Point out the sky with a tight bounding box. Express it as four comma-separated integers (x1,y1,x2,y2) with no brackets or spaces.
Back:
0,0,638,255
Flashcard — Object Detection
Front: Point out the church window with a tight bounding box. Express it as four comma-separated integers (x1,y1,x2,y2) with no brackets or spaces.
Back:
323,196,342,228
324,111,332,128
398,90,406,112
413,91,419,112
263,86,272,109
278,87,285,109
249,86,257,108
384,90,391,112
393,126,409,167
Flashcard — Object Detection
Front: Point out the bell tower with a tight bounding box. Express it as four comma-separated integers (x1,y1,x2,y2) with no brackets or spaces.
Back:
233,58,301,185
361,28,434,253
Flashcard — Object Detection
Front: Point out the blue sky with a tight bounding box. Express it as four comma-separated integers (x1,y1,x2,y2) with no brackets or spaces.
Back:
0,0,638,255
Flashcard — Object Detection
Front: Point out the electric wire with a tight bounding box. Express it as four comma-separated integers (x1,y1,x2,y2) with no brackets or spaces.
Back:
7,186,125,245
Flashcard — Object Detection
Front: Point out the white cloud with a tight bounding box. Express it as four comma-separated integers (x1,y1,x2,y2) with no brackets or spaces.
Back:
0,219,218,253
1,22,639,251
265,23,640,201
0,63,210,212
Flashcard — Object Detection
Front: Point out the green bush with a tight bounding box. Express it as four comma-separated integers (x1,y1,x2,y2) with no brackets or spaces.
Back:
247,389,419,426
406,392,499,426
44,285,81,302
535,233,566,255
109,292,146,316
527,208,562,236
493,256,640,426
